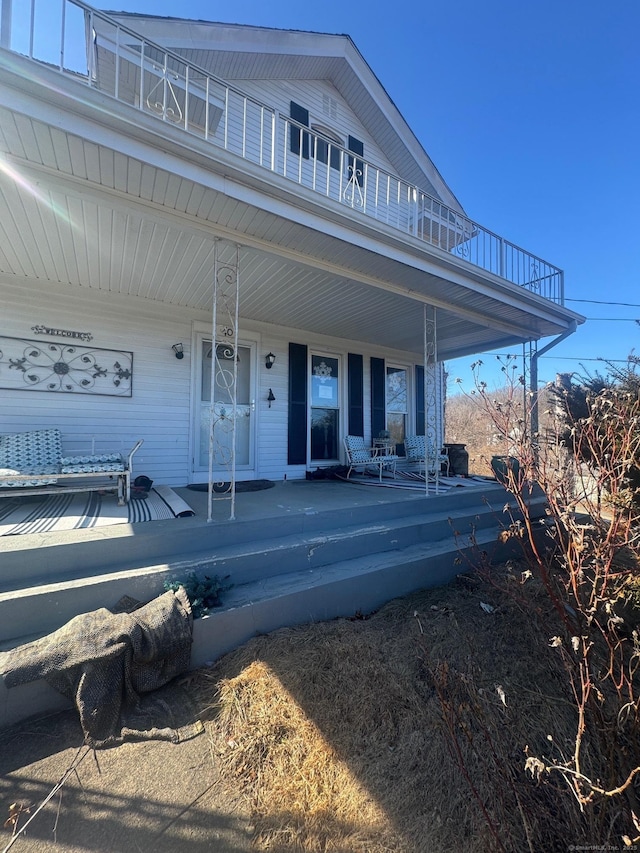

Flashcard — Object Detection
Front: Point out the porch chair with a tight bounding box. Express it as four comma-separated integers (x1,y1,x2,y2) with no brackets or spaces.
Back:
344,435,398,482
404,435,450,478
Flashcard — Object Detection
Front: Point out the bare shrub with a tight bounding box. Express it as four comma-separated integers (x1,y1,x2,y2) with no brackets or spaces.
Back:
453,356,640,847
446,358,552,476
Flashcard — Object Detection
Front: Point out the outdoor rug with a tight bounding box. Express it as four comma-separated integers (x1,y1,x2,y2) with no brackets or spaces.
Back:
0,485,195,536
340,471,494,492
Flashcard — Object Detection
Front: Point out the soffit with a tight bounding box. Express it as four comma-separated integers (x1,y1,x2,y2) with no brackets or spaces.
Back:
0,106,580,360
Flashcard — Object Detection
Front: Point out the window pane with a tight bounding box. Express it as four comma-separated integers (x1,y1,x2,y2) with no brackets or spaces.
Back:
311,356,339,408
386,367,407,411
311,408,339,460
314,135,328,165
386,412,405,446
201,343,250,404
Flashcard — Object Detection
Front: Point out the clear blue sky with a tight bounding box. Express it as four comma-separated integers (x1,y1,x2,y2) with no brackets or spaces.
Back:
91,3,640,387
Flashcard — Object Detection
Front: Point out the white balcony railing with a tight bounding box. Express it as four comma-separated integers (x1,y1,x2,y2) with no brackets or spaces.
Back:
0,0,564,304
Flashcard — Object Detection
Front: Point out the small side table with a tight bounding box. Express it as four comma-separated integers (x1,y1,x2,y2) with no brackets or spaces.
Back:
373,438,396,456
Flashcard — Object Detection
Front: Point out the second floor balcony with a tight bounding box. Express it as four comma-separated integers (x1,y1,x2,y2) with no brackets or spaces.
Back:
0,0,564,305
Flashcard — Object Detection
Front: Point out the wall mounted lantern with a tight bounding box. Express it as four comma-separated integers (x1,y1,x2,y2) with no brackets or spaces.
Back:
265,352,276,369
267,388,276,408
172,343,184,359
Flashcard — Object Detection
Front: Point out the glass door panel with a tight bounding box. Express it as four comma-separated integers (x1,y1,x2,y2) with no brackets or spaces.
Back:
310,354,340,462
197,340,254,473
386,366,407,446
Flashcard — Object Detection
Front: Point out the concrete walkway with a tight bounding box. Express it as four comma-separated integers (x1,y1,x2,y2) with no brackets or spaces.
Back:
0,680,254,852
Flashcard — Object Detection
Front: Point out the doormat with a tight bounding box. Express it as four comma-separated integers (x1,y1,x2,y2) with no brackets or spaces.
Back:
187,480,275,493
0,485,195,537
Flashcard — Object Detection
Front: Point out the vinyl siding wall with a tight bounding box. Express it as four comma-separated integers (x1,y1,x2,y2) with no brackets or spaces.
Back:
235,78,399,179
1,276,444,486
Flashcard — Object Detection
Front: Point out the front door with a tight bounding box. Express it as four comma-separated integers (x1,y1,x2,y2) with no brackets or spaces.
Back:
386,364,408,447
310,353,340,463
194,337,256,480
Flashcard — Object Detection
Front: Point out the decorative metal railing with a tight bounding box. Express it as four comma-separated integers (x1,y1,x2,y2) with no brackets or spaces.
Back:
1,0,564,304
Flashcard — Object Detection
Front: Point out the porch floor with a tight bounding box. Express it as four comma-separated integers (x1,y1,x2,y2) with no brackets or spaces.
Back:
172,474,491,522
0,474,498,558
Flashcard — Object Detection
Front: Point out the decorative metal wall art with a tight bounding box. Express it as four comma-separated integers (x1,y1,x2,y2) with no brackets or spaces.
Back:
0,336,133,396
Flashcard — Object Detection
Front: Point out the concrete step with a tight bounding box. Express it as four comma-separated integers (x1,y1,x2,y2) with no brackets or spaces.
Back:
0,491,530,596
0,492,546,644
0,519,521,729
0,481,546,729
0,482,510,590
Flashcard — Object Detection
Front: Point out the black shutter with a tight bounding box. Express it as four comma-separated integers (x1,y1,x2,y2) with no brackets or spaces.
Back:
347,135,364,187
290,102,309,159
288,342,308,464
415,365,425,435
348,353,364,436
370,357,386,439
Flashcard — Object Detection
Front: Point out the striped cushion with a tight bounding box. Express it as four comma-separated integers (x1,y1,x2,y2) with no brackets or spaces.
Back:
60,453,122,465
61,461,124,474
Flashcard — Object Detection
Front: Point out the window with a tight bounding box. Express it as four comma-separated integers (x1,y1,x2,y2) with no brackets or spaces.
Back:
386,366,408,446
289,101,309,159
290,102,364,184
311,123,343,171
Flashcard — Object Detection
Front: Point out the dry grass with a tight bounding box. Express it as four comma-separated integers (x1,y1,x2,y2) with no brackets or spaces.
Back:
188,569,586,852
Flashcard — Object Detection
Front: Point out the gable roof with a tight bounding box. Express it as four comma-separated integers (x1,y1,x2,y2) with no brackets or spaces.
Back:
104,13,464,214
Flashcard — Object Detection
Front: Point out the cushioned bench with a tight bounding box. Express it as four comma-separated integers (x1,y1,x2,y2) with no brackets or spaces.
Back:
0,429,143,505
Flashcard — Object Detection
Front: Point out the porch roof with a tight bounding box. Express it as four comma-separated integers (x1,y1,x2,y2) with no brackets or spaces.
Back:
0,45,584,361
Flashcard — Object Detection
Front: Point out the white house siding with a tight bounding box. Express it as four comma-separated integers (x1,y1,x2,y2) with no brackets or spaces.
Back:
247,319,446,482
234,78,400,181
218,78,423,231
0,276,197,486
1,276,445,486
251,326,290,483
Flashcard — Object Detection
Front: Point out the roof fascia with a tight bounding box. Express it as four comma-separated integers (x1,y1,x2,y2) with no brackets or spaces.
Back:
338,36,465,215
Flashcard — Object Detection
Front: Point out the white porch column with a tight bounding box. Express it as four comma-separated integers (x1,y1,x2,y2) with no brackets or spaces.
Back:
423,304,438,494
208,240,240,522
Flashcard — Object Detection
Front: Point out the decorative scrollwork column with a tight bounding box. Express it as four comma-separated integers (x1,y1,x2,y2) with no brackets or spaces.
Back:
208,240,240,522
423,304,438,494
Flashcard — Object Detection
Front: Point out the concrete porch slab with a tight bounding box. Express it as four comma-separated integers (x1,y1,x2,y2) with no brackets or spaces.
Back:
0,476,531,730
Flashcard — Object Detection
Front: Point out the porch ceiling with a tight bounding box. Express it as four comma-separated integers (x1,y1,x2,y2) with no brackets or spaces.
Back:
0,107,580,361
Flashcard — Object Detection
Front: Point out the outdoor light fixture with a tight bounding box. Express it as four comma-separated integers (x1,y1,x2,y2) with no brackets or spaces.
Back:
265,352,276,369
172,343,184,360
267,388,275,408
